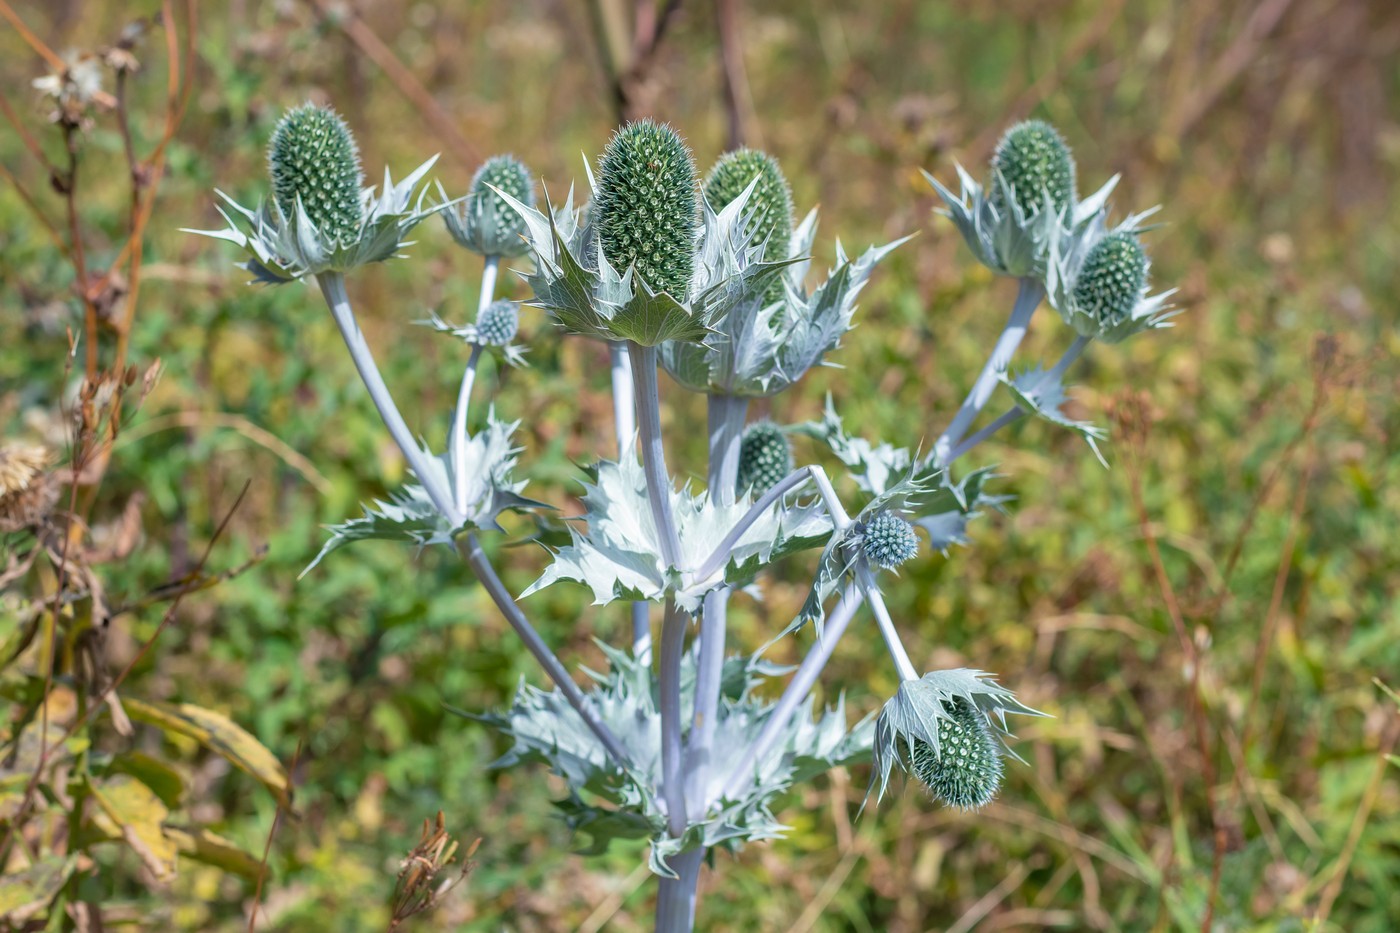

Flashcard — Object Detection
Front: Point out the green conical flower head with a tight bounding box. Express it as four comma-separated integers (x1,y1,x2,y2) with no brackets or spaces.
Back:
989,120,1075,218
268,104,364,242
596,120,698,299
705,148,794,261
1073,231,1148,326
910,698,1004,810
736,421,792,497
475,299,519,346
862,510,919,569
468,155,535,256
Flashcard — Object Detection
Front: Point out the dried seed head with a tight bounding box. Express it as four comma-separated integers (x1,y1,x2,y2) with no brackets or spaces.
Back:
0,443,58,533
989,120,1076,218
596,120,698,299
861,510,919,570
736,421,792,497
268,104,364,241
909,697,1004,810
1073,231,1148,326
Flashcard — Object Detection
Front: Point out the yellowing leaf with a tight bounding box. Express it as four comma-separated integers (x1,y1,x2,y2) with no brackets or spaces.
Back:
162,825,264,879
123,698,290,808
0,855,75,922
89,775,178,881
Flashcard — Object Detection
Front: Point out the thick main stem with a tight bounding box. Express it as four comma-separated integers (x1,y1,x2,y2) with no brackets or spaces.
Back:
609,341,652,662
934,277,1043,463
654,848,704,932
658,601,689,837
628,342,682,570
318,273,459,524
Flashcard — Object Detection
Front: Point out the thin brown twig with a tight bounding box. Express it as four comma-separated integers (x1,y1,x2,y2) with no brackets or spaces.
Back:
247,739,303,933
0,84,60,173
0,0,67,70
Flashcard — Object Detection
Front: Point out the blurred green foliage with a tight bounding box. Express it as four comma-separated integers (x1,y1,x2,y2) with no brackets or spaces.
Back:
2,1,1398,930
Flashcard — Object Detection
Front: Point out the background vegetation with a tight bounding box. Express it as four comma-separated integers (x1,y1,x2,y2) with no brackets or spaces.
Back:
2,1,1398,930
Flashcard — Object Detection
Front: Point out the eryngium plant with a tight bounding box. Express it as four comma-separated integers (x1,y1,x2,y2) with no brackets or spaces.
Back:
194,107,1172,931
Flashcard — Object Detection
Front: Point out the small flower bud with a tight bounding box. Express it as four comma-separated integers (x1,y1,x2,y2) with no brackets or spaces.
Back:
596,120,698,299
267,104,364,242
464,155,535,257
1073,231,1148,326
736,421,792,497
475,299,519,346
861,510,919,570
989,120,1076,218
909,697,1004,810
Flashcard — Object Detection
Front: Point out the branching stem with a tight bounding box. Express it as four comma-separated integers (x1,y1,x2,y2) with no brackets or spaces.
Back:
628,342,682,570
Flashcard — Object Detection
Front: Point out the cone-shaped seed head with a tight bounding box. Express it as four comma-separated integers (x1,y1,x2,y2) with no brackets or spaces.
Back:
596,120,698,299
862,510,919,570
470,155,534,252
268,104,364,241
475,299,519,346
736,421,792,497
705,148,794,263
989,120,1076,218
1073,231,1147,326
910,697,1004,810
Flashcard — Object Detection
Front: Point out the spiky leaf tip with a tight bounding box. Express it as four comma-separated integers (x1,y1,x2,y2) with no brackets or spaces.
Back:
736,421,792,496
1073,231,1147,326
861,510,919,569
470,154,535,253
909,697,1004,809
989,119,1076,218
596,120,698,299
267,104,364,241
475,299,519,346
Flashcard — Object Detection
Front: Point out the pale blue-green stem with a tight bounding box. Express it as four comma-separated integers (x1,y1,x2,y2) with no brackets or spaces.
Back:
609,340,652,663
934,277,1044,463
449,255,498,514
945,333,1091,463
316,271,632,770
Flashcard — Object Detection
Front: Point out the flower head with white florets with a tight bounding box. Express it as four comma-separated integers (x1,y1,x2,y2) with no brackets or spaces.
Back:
185,104,445,284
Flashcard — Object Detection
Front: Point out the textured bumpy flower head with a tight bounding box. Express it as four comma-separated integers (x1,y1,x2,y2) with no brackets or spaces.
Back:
908,697,1004,809
1071,231,1147,327
445,155,535,257
736,421,792,496
267,104,364,242
474,299,520,346
989,120,1076,219
596,120,698,298
861,510,919,569
704,149,794,265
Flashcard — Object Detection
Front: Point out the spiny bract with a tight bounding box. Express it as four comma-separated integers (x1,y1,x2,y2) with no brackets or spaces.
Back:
909,697,1004,809
267,104,364,242
989,120,1076,219
736,421,792,496
467,155,535,256
861,510,919,570
705,148,794,264
595,120,698,299
475,299,519,346
1072,231,1148,326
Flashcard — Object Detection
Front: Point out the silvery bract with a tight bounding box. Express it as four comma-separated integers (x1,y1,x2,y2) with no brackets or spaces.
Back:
423,305,528,368
443,154,536,258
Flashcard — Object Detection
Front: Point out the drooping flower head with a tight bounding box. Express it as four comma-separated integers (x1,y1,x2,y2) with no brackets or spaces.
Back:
989,119,1076,219
445,154,536,257
736,421,793,497
908,696,1005,809
267,104,364,242
595,120,699,299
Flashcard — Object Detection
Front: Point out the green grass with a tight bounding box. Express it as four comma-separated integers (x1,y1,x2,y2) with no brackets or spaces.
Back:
2,1,1398,930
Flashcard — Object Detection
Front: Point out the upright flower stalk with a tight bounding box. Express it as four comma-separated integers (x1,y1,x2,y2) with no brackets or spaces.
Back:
194,104,1171,932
